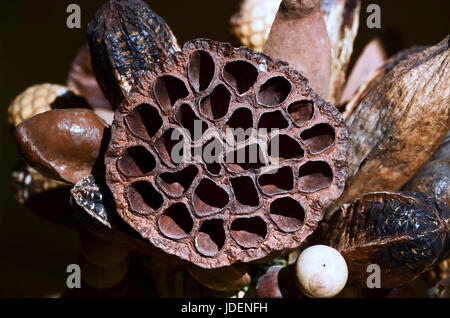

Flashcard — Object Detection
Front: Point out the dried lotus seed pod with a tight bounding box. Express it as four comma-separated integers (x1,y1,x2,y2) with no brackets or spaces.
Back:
105,39,349,268
324,192,450,289
296,245,348,298
8,83,88,127
15,109,107,184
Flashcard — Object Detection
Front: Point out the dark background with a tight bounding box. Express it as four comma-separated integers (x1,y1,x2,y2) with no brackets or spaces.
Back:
0,0,448,297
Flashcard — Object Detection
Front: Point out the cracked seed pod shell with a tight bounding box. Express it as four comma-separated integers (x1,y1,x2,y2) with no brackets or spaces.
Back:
105,39,349,268
323,192,450,289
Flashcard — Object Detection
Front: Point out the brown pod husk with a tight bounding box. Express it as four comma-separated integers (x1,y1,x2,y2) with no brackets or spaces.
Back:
104,39,349,268
331,36,450,212
321,0,361,104
188,263,251,292
264,0,332,97
87,0,180,108
67,44,112,110
14,109,107,184
256,265,302,298
323,192,450,289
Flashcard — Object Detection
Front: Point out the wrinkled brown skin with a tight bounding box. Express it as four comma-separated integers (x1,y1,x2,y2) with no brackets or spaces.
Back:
323,192,450,289
15,109,107,184
256,265,302,298
67,44,112,110
264,0,331,97
330,36,450,212
321,0,361,104
188,263,251,292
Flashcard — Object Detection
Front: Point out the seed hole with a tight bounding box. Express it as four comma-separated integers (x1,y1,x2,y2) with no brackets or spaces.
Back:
188,50,215,92
195,219,226,257
268,135,304,161
155,129,185,166
158,203,193,240
224,108,253,142
158,165,199,197
225,144,267,172
258,166,294,195
223,60,258,94
199,84,231,120
202,138,223,175
175,104,208,141
230,176,259,213
270,197,305,232
300,124,335,154
127,181,163,215
230,216,267,248
298,161,333,192
257,76,291,107
125,103,163,140
154,76,189,111
258,110,289,131
117,146,156,177
193,179,229,217
288,100,314,125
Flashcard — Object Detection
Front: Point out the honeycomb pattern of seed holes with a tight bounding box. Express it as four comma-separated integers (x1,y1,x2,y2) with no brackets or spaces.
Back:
268,134,304,162
175,103,208,141
298,161,333,192
230,176,260,214
155,128,185,166
223,60,258,95
117,146,156,177
258,110,290,132
195,219,226,257
287,100,314,126
224,107,253,142
225,144,267,172
125,103,163,141
127,181,164,215
258,166,294,196
154,75,189,112
300,123,335,154
158,165,199,198
230,216,267,248
269,197,305,233
199,84,231,120
257,76,292,107
158,203,193,240
193,178,230,217
188,50,215,92
105,39,349,268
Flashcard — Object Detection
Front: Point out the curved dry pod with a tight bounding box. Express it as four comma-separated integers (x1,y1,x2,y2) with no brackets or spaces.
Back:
323,192,449,289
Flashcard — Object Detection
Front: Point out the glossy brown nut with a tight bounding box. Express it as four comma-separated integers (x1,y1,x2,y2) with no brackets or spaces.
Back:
15,108,107,184
188,263,251,292
256,265,302,298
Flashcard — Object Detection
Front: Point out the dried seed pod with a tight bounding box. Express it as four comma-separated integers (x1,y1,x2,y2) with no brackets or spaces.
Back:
324,192,450,289
67,44,112,110
87,0,180,108
105,39,349,268
296,245,348,298
331,36,450,211
7,83,89,127
264,0,332,97
188,263,251,292
15,109,107,184
256,265,302,297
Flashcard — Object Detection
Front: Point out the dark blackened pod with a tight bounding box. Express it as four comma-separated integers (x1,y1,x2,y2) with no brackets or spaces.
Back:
87,0,180,108
323,192,449,289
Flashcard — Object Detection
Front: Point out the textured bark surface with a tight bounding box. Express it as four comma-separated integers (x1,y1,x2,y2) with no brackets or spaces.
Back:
321,0,361,104
323,192,450,289
264,0,332,97
105,39,349,268
331,36,450,212
87,0,179,109
14,109,107,184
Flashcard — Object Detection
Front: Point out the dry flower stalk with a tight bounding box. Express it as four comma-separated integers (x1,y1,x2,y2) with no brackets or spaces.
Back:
331,36,450,211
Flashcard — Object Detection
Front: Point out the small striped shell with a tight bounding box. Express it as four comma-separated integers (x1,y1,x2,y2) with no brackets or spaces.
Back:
8,83,80,127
